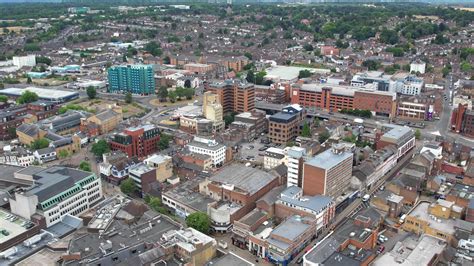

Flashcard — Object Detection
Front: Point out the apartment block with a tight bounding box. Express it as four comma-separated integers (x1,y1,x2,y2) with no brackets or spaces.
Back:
186,136,226,167
206,80,255,114
302,144,353,198
107,64,155,94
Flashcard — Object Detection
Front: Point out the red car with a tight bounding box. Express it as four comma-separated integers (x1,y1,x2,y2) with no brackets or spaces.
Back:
377,245,385,254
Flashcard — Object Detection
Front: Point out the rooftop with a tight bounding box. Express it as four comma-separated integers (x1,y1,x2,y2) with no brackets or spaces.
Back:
1,87,79,101
409,202,457,235
279,186,333,214
164,178,215,213
207,252,255,266
0,208,35,245
305,146,353,170
267,216,313,251
210,164,278,195
380,124,414,145
373,234,446,266
265,65,329,81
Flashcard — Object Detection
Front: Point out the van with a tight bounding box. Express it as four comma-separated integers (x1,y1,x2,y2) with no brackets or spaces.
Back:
399,214,407,224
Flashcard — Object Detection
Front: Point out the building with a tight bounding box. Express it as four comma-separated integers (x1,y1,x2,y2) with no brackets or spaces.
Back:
107,65,155,94
352,146,397,190
206,80,255,114
200,164,282,232
287,146,306,187
275,186,335,232
128,163,157,197
186,136,226,167
392,74,424,96
144,154,173,182
9,166,102,227
0,87,79,103
451,103,474,138
234,110,267,135
159,228,217,265
291,83,397,117
302,144,353,198
99,151,137,184
82,107,123,135
0,208,40,253
375,124,415,160
12,55,36,68
266,216,316,266
183,63,214,74
264,147,286,170
40,110,89,135
410,60,426,74
109,124,160,158
397,100,431,121
268,104,304,144
351,71,391,91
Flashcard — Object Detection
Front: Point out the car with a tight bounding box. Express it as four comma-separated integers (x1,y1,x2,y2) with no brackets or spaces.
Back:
259,147,267,151
377,245,385,254
379,185,385,191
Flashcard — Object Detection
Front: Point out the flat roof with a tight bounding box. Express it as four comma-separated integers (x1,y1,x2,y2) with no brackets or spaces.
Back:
300,83,355,97
265,65,329,81
267,216,312,250
164,178,215,213
210,164,277,195
373,235,446,266
409,202,456,235
0,209,31,245
209,252,255,266
305,148,353,170
1,87,79,101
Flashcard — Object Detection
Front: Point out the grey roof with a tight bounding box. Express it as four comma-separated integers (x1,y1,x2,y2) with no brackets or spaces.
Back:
187,140,225,151
95,109,120,122
269,111,297,123
280,187,333,213
207,252,254,266
51,137,72,147
35,146,56,155
17,124,39,137
306,148,353,170
257,185,286,206
210,164,278,195
44,131,63,141
27,166,92,202
267,216,312,250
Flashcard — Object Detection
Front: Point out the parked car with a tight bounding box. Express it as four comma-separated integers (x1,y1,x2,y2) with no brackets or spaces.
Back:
377,245,385,254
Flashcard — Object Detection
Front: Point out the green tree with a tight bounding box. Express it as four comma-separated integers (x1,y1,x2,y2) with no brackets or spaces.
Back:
415,129,421,140
185,212,210,234
144,41,162,57
158,86,168,101
79,161,91,171
58,150,69,159
86,86,97,99
0,95,8,102
184,88,194,100
157,133,172,150
244,52,252,60
120,178,137,195
255,71,266,85
35,56,52,65
125,92,132,104
379,29,399,45
246,69,255,83
224,112,237,126
318,131,330,144
301,122,311,137
91,139,110,157
168,91,177,103
298,70,312,79
30,138,49,150
16,90,38,104
314,117,320,127
27,77,32,84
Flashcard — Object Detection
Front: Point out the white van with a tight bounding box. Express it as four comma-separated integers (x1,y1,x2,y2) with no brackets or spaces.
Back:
362,194,370,202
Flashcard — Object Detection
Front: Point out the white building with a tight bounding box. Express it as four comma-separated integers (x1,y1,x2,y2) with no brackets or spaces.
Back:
410,60,426,74
9,166,102,227
186,136,226,167
390,74,424,96
263,147,287,170
287,146,306,187
12,55,36,68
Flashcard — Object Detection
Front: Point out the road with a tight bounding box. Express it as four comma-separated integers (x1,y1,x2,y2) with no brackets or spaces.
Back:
289,146,417,265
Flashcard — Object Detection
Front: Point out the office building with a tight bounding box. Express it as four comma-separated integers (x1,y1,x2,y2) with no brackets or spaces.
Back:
302,144,353,198
206,80,255,114
12,55,36,68
107,65,155,94
410,60,426,74
268,104,304,144
9,166,102,227
291,83,397,117
263,147,286,170
109,124,160,158
144,154,173,182
375,124,415,159
186,136,226,167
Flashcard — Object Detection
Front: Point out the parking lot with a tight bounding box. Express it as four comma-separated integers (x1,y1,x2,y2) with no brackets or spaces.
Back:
239,141,266,163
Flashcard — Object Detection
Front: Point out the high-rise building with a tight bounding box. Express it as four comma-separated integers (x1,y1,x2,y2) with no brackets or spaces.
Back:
302,144,353,198
206,80,255,114
287,146,306,187
268,104,304,144
109,124,160,158
107,65,155,94
203,91,224,125
451,103,474,138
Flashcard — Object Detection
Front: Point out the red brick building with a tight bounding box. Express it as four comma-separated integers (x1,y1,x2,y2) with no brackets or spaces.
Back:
291,84,397,117
205,80,255,114
109,125,160,158
451,103,474,138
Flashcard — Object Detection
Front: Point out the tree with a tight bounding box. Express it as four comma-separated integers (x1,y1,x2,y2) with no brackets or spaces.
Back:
16,90,38,104
58,150,69,159
91,139,110,157
125,92,132,104
246,69,255,83
27,77,32,84
183,88,194,100
303,44,314,51
157,133,172,150
79,161,91,172
298,70,312,79
314,117,320,127
362,60,381,71
244,52,252,60
120,178,137,195
415,129,421,140
35,56,52,65
301,122,311,137
224,112,237,126
86,86,97,99
318,131,330,144
144,41,162,57
379,29,399,45
30,138,49,150
0,95,8,102
185,212,210,234
168,91,177,103
158,86,168,101
255,71,266,85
